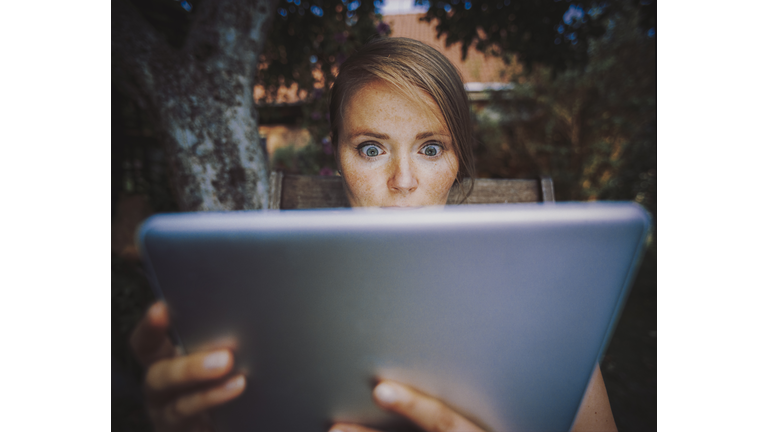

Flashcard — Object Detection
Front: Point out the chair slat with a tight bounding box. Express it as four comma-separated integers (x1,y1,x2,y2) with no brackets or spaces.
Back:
449,178,541,204
279,174,350,209
271,172,554,209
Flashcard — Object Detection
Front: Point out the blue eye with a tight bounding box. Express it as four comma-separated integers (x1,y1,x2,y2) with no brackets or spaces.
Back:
422,144,441,157
360,144,380,157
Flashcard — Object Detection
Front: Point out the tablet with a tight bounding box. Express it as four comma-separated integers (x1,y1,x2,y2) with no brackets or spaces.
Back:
138,202,650,432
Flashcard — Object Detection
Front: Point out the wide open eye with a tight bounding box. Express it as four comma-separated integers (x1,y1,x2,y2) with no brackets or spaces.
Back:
421,143,442,157
359,144,381,157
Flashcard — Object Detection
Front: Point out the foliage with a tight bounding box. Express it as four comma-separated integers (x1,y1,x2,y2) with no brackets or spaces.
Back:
112,254,156,431
127,0,391,107
471,1,656,220
419,0,655,73
258,0,391,173
128,0,196,49
112,254,155,374
112,87,179,215
270,136,337,175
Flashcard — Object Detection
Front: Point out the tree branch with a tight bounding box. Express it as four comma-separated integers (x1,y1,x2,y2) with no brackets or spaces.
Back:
183,0,278,84
112,0,277,212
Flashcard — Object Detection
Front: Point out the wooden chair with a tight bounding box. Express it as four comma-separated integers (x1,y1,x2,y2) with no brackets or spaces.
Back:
268,171,555,209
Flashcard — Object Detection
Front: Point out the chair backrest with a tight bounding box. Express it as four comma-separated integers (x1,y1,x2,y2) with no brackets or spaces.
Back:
268,171,555,210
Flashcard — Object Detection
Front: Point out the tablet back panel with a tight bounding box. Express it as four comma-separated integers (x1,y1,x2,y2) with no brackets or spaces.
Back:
138,202,650,432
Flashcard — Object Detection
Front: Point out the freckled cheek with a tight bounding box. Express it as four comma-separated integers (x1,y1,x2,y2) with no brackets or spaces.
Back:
344,170,370,193
423,163,458,196
426,172,456,200
341,162,387,204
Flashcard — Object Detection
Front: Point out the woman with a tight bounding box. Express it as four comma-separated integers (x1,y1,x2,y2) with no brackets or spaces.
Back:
131,38,617,432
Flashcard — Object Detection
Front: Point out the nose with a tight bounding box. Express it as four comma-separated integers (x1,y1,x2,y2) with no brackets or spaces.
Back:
387,155,418,195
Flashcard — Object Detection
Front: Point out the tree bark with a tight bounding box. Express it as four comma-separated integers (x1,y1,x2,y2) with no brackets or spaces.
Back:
112,0,278,211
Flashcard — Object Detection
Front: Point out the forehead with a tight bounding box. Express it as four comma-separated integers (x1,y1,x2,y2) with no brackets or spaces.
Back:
340,79,448,134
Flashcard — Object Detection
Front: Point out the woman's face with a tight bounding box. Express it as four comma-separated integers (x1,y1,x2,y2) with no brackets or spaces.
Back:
336,79,459,208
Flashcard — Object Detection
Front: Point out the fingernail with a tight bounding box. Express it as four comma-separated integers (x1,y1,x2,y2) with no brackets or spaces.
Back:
374,382,400,405
149,302,164,319
225,375,245,391
203,351,230,370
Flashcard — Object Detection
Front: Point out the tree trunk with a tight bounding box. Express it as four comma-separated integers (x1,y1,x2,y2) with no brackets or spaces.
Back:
112,0,278,211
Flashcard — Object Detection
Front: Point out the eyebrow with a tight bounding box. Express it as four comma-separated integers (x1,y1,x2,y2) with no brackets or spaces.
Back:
351,131,389,140
349,131,450,140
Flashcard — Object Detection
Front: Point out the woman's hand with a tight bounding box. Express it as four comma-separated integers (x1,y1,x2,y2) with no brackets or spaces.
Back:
328,380,485,432
130,301,247,432
328,366,617,432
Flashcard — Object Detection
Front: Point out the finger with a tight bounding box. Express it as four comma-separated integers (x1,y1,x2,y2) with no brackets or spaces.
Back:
130,301,176,367
160,374,246,425
146,349,235,393
328,423,382,432
372,381,484,432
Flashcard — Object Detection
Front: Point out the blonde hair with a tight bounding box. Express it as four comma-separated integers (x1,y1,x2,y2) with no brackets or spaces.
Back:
329,37,475,202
